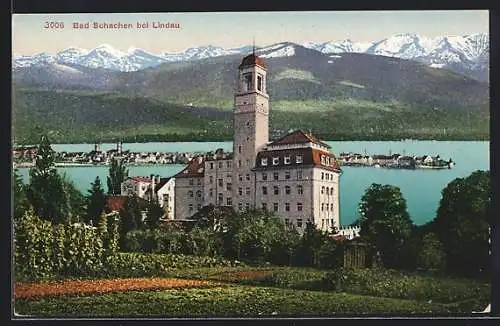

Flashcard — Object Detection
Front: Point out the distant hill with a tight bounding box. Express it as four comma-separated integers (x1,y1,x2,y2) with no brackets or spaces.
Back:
12,43,489,144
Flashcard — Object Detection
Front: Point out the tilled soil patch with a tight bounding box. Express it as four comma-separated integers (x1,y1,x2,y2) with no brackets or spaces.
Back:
15,278,221,300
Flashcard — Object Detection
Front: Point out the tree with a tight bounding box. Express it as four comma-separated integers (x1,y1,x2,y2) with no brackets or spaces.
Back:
107,158,128,195
417,232,446,271
118,196,142,250
144,199,164,230
359,183,413,269
294,221,328,267
85,176,106,226
25,135,70,224
434,170,491,277
13,169,30,219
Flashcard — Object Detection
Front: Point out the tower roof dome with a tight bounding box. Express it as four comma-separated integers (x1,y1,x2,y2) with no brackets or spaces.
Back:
239,53,267,69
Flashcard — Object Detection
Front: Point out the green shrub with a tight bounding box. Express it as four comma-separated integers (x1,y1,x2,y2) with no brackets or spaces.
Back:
321,267,490,304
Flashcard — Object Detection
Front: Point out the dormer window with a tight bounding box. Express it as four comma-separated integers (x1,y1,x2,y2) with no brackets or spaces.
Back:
321,155,326,165
272,157,279,165
296,155,303,164
284,156,291,164
261,158,268,166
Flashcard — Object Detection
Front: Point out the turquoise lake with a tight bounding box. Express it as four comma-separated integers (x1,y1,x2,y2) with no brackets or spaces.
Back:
16,140,490,226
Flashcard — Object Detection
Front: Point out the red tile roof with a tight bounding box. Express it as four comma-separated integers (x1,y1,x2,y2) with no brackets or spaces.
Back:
269,130,331,149
239,54,267,69
175,156,205,178
105,195,128,212
105,195,150,212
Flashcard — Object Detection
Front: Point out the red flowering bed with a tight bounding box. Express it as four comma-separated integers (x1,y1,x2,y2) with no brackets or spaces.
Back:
15,278,221,300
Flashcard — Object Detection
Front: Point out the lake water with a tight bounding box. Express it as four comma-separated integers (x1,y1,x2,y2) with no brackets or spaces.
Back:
16,140,490,227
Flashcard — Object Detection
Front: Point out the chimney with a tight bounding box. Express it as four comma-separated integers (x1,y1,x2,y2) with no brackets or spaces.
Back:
150,174,156,201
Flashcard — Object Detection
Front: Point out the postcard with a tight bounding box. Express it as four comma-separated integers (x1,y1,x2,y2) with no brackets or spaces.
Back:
11,11,491,318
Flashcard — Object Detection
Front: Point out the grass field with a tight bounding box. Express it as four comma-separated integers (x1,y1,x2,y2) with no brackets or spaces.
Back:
13,266,490,318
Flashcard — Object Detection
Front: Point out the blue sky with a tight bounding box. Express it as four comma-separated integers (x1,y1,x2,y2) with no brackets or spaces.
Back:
12,11,489,55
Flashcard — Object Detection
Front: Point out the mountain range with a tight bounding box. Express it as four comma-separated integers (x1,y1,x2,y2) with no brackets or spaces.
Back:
12,40,489,144
12,33,489,82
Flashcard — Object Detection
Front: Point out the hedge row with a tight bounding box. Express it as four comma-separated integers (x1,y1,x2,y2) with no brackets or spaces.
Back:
321,267,490,304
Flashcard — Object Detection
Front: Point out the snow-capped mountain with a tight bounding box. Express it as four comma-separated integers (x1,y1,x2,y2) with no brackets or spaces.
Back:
12,33,489,81
301,33,488,81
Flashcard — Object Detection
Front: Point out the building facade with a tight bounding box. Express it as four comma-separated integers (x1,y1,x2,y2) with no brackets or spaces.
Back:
174,52,342,231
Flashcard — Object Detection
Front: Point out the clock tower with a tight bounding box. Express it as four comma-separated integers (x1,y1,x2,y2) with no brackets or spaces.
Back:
232,52,269,210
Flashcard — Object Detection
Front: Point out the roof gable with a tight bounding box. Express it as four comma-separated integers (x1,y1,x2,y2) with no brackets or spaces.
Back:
269,130,331,149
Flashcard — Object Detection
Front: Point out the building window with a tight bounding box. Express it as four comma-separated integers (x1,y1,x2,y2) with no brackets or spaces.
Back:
285,171,291,180
227,161,231,168
321,203,324,211
321,172,324,180
196,190,202,198
330,187,334,196
297,203,303,211
273,186,279,195
218,193,223,204
197,204,202,210
296,155,303,164
246,174,250,181
330,203,334,211
209,176,213,184
262,186,268,195
297,170,303,180
218,161,222,169
209,188,213,197
326,156,331,166
238,160,241,168
188,191,193,198
261,158,268,166
218,178,223,187
189,204,193,212
321,186,325,194
238,203,243,211
227,197,232,206
244,72,253,91
273,203,278,212
238,188,243,196
227,183,232,191
246,187,251,195
262,203,267,211
297,219,303,228
239,174,243,182
245,203,250,211
238,146,242,153
326,173,330,181
285,203,290,211
262,172,267,181
257,74,263,91
285,186,291,195
272,157,279,165
189,178,194,185
273,172,279,181
297,185,303,195
331,219,335,227
321,155,325,165
210,162,214,169
284,156,291,164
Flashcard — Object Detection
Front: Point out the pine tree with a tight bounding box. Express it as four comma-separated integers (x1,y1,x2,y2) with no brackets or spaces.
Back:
107,158,128,195
25,135,70,224
13,168,30,219
86,176,106,226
